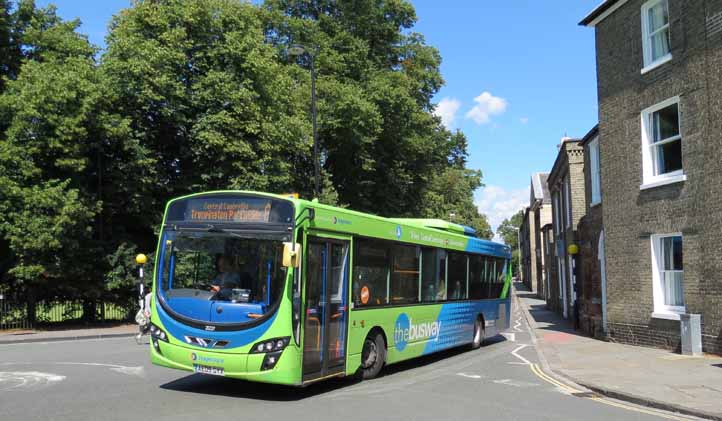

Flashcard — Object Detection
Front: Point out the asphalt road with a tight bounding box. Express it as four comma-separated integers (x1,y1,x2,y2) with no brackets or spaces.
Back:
0,304,696,421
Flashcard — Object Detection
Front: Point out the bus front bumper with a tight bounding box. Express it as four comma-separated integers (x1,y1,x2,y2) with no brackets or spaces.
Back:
150,339,302,386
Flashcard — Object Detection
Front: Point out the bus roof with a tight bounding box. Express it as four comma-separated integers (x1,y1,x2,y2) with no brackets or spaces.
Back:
164,191,512,259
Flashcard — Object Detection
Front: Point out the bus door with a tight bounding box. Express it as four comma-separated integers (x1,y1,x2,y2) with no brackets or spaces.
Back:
303,237,350,382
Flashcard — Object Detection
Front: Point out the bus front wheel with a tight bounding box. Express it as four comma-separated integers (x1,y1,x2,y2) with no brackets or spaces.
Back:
360,332,386,379
471,317,485,349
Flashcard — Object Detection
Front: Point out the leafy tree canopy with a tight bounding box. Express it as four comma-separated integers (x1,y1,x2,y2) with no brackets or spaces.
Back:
0,0,497,318
497,209,525,249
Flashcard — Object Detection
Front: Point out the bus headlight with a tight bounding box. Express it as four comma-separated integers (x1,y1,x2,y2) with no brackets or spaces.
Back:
261,351,283,371
150,323,169,342
250,337,290,354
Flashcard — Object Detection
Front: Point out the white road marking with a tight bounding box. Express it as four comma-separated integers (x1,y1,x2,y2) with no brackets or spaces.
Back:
513,318,523,332
510,344,532,365
500,332,516,342
456,372,483,379
0,362,145,378
0,371,65,391
492,378,539,388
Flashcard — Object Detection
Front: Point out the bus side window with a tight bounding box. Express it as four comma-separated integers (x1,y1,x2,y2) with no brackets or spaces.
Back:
420,248,436,302
353,238,389,307
390,244,419,304
469,255,482,299
447,252,467,300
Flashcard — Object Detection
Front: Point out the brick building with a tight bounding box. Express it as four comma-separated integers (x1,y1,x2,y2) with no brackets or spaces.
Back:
576,126,606,338
581,0,722,353
529,174,552,297
540,223,555,302
547,138,586,320
518,174,552,297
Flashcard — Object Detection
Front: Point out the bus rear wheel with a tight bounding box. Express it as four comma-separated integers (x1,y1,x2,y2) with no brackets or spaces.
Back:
360,332,386,379
471,317,485,349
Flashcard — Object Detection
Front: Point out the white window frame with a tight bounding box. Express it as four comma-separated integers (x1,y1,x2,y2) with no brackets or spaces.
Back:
650,233,685,319
589,136,601,206
640,96,686,190
641,0,672,73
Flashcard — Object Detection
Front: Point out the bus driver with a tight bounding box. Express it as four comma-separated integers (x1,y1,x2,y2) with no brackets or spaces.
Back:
211,255,241,297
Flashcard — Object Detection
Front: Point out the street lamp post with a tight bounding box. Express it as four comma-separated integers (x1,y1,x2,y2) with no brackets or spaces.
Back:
289,44,320,199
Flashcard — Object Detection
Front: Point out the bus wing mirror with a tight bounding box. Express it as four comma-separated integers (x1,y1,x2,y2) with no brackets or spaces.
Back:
283,242,302,268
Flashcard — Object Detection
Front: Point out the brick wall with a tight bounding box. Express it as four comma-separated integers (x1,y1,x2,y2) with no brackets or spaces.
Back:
528,203,539,294
595,0,722,354
534,204,552,299
547,141,587,321
577,132,605,339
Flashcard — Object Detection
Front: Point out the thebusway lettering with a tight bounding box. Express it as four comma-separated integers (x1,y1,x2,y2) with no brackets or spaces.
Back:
394,313,441,351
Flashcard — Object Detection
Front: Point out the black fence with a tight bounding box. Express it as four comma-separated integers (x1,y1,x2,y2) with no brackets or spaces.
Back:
0,294,134,330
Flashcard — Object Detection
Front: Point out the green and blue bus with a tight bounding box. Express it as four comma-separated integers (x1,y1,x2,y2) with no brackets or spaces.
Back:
149,191,512,385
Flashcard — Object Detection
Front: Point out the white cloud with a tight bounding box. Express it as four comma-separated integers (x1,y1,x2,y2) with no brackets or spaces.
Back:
475,185,529,242
465,91,508,125
434,97,461,128
520,117,529,124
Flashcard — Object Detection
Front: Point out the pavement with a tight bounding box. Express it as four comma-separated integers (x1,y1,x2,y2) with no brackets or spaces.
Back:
0,324,137,344
0,302,688,420
515,282,722,421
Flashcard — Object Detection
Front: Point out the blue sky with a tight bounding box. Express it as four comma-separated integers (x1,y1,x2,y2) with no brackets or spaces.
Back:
38,0,601,236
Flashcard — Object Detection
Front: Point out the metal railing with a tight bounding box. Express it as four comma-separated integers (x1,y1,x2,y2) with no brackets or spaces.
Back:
0,295,133,330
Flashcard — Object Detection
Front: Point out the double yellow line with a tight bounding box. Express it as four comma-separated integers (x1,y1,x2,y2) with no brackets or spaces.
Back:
528,363,688,420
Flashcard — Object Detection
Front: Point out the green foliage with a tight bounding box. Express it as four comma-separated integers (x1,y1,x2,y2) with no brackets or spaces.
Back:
0,0,497,314
496,210,524,249
418,133,492,239
496,210,524,275
102,0,310,199
0,2,101,298
263,0,460,217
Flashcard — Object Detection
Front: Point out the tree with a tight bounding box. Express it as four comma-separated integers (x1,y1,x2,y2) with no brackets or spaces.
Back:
0,0,498,323
497,210,525,249
496,210,525,275
262,0,464,217
0,1,106,318
417,131,492,238
102,0,311,204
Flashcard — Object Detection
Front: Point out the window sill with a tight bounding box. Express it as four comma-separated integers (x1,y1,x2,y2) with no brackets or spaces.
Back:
651,311,684,321
640,174,686,190
641,54,672,75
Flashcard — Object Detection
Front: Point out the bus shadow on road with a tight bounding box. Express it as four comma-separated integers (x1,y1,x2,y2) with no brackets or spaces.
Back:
159,373,358,401
380,334,507,378
159,335,508,401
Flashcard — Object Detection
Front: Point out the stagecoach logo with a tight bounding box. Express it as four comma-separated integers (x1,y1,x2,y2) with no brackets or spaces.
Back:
190,352,224,365
393,313,442,352
395,225,402,239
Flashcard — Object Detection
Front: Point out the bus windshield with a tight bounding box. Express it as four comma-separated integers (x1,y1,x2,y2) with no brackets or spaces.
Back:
157,230,288,325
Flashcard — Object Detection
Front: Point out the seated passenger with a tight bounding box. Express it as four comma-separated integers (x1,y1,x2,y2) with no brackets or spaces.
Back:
450,281,462,300
423,282,436,302
211,256,240,298
435,279,446,301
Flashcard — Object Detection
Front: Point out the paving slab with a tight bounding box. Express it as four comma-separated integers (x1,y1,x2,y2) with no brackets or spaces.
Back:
515,284,722,420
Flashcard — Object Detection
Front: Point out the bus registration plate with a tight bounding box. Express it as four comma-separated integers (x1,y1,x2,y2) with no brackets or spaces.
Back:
193,364,224,376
